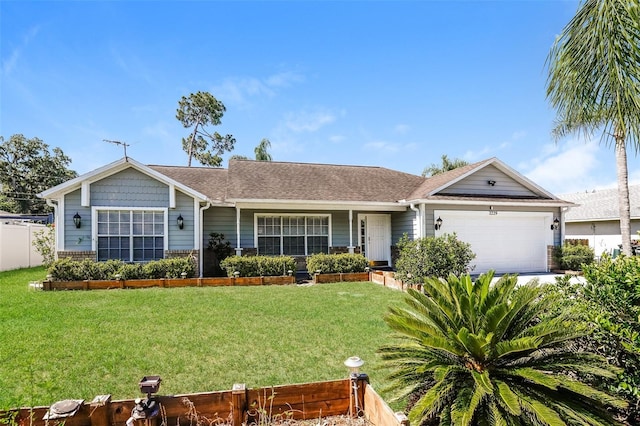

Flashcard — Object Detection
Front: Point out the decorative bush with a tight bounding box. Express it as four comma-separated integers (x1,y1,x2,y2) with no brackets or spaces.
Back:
550,254,640,420
394,233,475,283
306,253,368,275
553,242,595,270
47,257,196,281
219,255,296,277
32,225,56,267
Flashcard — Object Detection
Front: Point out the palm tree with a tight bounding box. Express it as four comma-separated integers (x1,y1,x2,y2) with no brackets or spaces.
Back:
422,155,468,177
254,138,272,161
546,0,640,256
380,272,627,425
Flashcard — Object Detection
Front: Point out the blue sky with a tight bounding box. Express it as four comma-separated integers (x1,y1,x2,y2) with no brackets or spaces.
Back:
2,0,639,196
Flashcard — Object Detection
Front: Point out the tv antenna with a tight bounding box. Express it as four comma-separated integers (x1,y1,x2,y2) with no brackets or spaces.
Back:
104,139,130,159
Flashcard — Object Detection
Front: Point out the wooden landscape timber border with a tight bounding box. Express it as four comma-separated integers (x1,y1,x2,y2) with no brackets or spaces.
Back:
369,271,423,292
1,377,409,426
41,275,297,291
312,272,370,284
40,272,377,291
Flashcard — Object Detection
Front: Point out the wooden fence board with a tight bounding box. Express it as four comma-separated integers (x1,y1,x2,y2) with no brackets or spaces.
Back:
363,384,408,426
2,378,395,426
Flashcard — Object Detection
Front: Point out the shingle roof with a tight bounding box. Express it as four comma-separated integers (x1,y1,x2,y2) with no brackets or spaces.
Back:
225,159,426,203
561,184,640,221
148,165,228,202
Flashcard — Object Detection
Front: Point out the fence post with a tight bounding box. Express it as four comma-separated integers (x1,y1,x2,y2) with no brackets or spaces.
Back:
231,383,246,426
356,374,369,416
89,394,111,426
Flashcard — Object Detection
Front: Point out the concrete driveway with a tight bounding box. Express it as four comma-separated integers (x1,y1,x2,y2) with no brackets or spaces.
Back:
491,272,586,286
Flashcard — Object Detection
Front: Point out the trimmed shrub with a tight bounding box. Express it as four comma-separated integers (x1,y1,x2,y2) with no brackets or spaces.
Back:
394,233,475,283
219,255,296,277
553,242,595,270
47,257,196,281
561,254,640,418
306,253,368,275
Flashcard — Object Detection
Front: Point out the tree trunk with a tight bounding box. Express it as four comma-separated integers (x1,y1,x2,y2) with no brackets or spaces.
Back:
615,137,632,256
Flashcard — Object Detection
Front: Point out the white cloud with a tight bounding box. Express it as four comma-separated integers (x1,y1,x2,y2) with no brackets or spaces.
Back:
284,109,336,133
265,70,304,88
463,146,492,161
511,130,526,141
2,25,40,76
364,141,400,152
521,138,602,194
394,124,410,134
465,130,529,161
213,70,304,107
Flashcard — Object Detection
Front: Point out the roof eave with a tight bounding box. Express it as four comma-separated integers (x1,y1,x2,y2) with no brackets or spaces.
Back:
38,157,211,203
230,198,407,211
404,198,575,208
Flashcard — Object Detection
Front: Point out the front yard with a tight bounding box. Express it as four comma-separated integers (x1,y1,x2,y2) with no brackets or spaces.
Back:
0,267,405,410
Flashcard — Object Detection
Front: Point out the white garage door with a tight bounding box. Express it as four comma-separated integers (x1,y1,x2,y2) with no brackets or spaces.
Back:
434,210,554,274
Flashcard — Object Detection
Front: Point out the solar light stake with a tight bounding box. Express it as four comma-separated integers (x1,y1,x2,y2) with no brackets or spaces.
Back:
344,356,365,416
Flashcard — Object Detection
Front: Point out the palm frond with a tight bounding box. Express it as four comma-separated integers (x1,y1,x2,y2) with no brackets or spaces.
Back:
506,367,560,390
495,336,543,359
457,327,489,361
409,380,457,426
559,379,628,410
495,381,521,416
516,393,565,426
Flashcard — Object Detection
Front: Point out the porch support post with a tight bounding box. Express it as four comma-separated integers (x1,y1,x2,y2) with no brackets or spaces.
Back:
235,206,243,256
348,209,355,253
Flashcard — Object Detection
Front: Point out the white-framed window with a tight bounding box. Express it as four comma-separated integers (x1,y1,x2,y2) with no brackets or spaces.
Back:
95,208,167,262
255,214,331,256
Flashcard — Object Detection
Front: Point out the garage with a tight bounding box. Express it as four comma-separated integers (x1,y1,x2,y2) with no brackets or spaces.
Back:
434,210,554,274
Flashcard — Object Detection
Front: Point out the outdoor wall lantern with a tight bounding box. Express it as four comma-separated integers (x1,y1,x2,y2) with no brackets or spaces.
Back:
551,217,560,231
434,216,443,230
177,214,184,230
73,212,81,229
487,180,496,186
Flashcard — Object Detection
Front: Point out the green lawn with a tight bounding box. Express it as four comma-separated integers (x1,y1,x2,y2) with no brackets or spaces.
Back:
0,267,406,410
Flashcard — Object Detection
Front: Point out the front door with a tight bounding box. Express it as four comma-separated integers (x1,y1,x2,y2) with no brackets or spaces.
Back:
359,214,391,264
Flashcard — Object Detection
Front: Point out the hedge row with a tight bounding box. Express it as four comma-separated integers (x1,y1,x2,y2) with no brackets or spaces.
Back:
219,255,296,277
47,257,197,281
305,253,368,275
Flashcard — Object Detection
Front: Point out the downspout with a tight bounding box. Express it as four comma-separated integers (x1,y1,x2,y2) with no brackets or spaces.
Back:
410,203,421,239
235,206,242,256
198,202,211,277
46,199,60,258
560,206,569,245
348,209,354,253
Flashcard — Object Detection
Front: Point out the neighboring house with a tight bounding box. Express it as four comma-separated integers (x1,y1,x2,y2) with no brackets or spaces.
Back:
38,156,572,275
561,185,640,257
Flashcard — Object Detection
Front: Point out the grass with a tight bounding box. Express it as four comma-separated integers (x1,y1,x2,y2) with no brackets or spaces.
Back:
0,267,406,410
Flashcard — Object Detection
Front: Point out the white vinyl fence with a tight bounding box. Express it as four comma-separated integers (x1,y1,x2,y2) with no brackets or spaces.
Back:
0,222,47,272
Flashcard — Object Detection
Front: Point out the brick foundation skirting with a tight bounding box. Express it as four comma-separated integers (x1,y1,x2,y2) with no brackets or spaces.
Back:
165,250,199,259
57,251,96,261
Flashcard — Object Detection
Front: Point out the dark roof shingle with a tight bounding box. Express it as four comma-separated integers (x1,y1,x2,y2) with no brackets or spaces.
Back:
226,159,427,203
148,165,228,202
